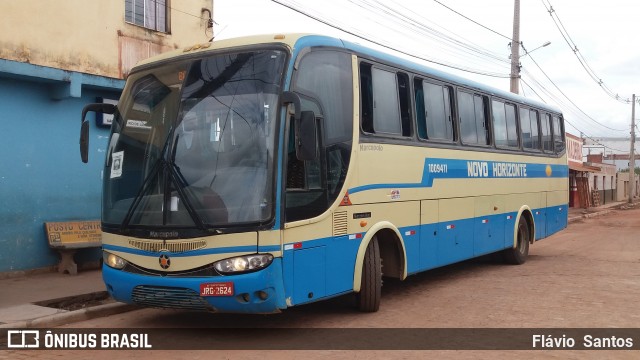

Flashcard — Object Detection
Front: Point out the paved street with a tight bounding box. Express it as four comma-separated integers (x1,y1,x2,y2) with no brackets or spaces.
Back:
3,206,640,359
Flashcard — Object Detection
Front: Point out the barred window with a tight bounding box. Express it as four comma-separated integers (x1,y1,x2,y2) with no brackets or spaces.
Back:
125,0,168,32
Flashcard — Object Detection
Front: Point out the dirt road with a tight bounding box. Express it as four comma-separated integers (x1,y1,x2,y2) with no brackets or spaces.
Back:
5,207,640,359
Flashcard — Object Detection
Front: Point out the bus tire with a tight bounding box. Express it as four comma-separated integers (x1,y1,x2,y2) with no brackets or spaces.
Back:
504,216,530,265
356,235,382,312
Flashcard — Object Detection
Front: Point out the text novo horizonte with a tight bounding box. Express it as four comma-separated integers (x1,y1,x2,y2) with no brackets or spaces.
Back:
467,161,527,178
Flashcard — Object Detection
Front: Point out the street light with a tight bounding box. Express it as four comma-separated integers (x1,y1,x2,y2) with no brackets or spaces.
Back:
520,41,551,59
510,41,551,94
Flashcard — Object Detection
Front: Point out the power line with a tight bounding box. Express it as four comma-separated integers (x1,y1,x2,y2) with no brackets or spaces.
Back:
521,48,628,132
270,0,511,78
540,0,632,104
424,0,630,134
520,78,546,104
431,0,512,41
521,73,629,153
365,0,511,66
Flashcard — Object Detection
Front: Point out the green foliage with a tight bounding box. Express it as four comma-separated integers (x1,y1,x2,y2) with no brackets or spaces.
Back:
620,167,640,174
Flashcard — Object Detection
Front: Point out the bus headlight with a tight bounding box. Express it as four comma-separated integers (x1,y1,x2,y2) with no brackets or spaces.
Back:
214,254,274,274
103,251,127,270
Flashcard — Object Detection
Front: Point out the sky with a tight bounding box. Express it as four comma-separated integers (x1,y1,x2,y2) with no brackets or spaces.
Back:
212,0,640,146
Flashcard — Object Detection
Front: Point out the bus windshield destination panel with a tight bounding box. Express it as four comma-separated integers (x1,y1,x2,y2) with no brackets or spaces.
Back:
80,34,568,314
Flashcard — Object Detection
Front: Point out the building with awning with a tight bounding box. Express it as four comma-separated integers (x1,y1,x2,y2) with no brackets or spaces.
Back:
567,133,600,208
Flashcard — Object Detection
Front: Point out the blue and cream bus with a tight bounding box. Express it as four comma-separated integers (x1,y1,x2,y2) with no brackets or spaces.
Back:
80,33,568,313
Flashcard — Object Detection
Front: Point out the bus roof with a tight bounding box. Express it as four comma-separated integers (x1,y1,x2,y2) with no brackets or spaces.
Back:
133,33,561,114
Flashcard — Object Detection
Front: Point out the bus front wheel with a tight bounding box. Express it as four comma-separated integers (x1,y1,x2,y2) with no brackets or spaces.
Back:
504,217,530,265
356,236,382,312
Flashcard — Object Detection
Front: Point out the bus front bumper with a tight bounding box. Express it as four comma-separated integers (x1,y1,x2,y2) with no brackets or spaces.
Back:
102,258,286,314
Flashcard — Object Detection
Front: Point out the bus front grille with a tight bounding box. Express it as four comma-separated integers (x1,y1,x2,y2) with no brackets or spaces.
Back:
131,286,214,312
128,239,207,253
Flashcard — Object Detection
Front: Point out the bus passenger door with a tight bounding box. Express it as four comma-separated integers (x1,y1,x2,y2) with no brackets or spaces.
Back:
474,196,505,256
419,200,438,271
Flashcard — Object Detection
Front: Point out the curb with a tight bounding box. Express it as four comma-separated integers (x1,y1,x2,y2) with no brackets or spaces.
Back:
568,209,612,224
0,302,138,329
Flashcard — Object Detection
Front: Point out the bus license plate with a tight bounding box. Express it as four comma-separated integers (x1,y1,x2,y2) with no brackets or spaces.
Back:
200,282,234,297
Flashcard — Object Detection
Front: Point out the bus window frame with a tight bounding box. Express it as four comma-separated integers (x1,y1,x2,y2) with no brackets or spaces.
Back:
456,87,492,148
519,106,543,154
552,114,566,155
358,60,414,141
491,97,522,152
413,76,457,144
540,112,554,154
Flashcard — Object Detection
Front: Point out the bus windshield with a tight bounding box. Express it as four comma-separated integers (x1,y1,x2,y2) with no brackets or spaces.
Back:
102,49,286,232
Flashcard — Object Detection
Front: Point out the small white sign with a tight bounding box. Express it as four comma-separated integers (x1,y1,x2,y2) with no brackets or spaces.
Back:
126,119,151,129
101,99,118,126
110,151,124,178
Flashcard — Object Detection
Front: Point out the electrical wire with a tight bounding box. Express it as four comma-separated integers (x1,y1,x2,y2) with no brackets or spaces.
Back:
431,0,512,41
270,0,511,78
541,0,632,104
522,72,629,153
423,0,631,135
376,0,511,66
522,49,628,132
271,0,634,151
520,78,547,104
428,0,635,134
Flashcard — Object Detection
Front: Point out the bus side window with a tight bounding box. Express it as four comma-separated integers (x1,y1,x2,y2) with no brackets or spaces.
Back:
530,109,540,150
459,93,491,145
397,72,411,137
414,79,427,139
360,63,374,133
552,115,565,153
541,113,553,152
415,79,453,141
360,62,408,137
520,107,532,149
492,100,508,147
371,67,402,135
505,103,519,148
521,108,540,150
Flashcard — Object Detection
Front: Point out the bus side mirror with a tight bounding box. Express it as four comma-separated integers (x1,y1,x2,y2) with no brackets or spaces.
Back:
80,103,116,163
296,110,318,161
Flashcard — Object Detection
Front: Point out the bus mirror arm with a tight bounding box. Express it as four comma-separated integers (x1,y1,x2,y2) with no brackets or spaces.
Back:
280,91,301,121
80,103,116,163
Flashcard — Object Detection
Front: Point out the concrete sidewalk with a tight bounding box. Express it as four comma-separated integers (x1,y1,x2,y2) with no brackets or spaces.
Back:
567,200,631,223
0,269,135,329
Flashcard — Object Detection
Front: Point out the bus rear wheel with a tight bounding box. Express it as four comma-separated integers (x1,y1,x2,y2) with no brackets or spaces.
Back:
504,216,530,265
356,236,382,312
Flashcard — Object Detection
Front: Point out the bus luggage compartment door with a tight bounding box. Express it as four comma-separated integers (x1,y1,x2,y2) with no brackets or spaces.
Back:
292,245,327,305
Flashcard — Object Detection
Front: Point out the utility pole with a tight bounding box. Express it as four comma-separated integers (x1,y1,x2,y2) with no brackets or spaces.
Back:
630,94,636,203
510,0,521,94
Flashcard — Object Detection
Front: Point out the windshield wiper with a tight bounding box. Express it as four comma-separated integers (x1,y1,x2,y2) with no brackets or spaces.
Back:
120,155,162,230
167,134,208,231
120,126,175,230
